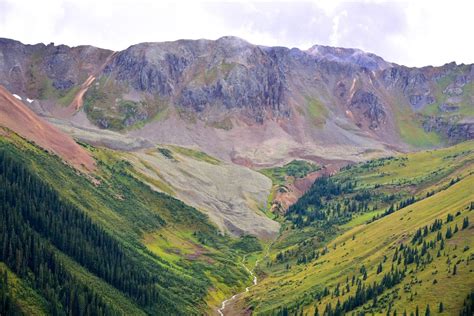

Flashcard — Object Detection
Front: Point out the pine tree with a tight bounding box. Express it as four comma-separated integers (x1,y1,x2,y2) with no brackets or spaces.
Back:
446,214,454,223
438,302,443,313
462,217,469,230
324,302,332,316
445,227,452,239
459,291,474,316
314,306,319,316
0,149,203,315
424,304,430,316
377,262,383,274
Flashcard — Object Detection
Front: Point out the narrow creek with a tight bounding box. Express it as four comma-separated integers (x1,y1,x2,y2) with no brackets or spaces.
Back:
217,256,259,316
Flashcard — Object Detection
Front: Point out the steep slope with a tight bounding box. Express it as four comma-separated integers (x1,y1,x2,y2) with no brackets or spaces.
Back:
125,146,279,238
227,141,474,315
0,131,257,315
0,85,95,172
0,38,112,106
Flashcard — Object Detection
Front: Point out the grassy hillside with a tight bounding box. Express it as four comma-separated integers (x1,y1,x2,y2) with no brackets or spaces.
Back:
393,103,443,148
238,141,474,315
0,129,254,315
0,128,472,315
260,160,321,187
83,76,168,130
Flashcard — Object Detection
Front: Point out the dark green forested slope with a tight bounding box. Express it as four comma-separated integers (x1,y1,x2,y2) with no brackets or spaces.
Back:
0,148,195,314
0,131,251,315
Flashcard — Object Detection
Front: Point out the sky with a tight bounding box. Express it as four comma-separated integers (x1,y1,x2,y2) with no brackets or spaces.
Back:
0,0,472,67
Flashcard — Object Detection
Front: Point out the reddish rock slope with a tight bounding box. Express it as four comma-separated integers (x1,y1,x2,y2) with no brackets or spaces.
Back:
0,85,95,172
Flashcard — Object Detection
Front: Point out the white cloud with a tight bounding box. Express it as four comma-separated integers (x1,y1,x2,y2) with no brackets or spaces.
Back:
0,0,472,67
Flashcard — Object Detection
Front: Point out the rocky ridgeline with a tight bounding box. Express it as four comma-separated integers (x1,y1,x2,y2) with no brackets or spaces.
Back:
0,36,472,144
0,38,111,99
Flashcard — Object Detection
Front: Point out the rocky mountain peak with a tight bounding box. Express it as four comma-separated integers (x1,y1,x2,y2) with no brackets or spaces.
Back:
216,35,252,47
307,44,392,70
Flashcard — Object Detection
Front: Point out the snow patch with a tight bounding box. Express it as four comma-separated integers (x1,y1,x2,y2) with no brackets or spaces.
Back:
26,98,33,103
13,94,22,100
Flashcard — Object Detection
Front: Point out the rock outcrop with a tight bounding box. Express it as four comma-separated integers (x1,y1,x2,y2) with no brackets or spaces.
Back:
349,89,386,129
0,38,112,99
423,116,474,143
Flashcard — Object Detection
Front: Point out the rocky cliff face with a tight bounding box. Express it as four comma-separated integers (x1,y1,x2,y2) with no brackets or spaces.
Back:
0,36,472,163
102,37,289,122
349,89,386,129
0,38,112,100
423,116,474,143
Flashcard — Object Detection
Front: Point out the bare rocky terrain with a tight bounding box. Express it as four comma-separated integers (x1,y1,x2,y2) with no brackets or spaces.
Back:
127,147,279,238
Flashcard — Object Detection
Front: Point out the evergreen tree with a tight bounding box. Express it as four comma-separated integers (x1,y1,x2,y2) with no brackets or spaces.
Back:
445,227,453,239
462,217,469,230
314,306,319,316
459,291,474,316
424,304,430,316
438,302,443,313
377,262,383,274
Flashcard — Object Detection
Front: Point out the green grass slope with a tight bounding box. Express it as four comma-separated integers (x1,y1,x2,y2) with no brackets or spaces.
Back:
239,141,474,315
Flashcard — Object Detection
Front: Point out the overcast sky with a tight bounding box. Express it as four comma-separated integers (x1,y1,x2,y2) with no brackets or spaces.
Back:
0,0,472,67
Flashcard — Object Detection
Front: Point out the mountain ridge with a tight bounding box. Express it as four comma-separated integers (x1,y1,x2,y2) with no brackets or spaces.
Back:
0,35,472,165
6,35,470,67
